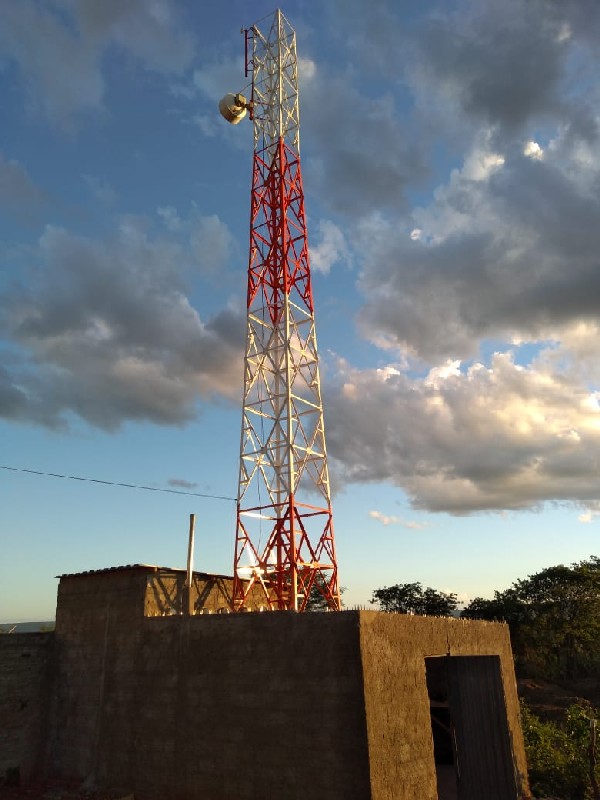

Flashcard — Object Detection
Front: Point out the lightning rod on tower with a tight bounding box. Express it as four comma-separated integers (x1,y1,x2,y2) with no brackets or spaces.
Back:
219,10,341,612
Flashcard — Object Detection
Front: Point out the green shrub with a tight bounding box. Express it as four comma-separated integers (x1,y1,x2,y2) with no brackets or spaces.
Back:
521,700,599,799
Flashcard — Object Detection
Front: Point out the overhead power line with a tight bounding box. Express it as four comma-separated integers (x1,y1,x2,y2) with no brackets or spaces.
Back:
0,465,236,502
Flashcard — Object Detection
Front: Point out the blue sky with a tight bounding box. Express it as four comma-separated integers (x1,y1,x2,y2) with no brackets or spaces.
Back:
1,0,600,621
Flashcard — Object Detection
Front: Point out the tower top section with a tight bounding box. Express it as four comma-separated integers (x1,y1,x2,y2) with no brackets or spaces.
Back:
219,10,300,159
246,10,300,156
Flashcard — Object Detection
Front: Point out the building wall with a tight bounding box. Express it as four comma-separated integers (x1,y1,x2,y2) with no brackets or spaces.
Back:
49,570,147,784
358,612,528,800
126,613,372,800
0,632,53,784
48,602,372,798
144,571,267,616
2,570,529,799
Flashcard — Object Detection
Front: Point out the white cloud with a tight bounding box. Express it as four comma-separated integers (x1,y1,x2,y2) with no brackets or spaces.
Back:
298,56,317,82
157,206,182,232
327,344,600,514
369,510,430,529
192,58,245,101
191,113,221,138
452,591,472,607
189,213,235,275
356,118,600,362
309,220,349,275
524,140,544,159
463,148,505,180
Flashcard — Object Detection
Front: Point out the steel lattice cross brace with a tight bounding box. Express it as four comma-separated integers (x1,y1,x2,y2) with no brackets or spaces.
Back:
233,10,340,611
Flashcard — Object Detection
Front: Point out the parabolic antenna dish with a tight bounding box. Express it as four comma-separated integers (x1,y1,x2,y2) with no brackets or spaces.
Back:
219,93,248,124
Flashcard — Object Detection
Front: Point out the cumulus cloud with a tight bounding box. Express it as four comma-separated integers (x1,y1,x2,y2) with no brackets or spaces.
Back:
0,212,243,430
309,220,349,275
524,140,544,160
5,0,600,523
323,2,600,515
192,57,245,102
326,349,600,514
189,213,235,275
355,125,600,362
0,0,194,128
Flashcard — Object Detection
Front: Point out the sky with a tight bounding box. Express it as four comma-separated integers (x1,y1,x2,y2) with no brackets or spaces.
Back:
1,0,600,621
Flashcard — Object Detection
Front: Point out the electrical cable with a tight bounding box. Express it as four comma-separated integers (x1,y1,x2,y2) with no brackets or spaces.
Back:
0,465,236,502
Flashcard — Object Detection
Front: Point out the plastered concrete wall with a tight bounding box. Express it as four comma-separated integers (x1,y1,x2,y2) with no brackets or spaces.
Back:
132,613,371,800
50,611,371,799
2,571,527,799
45,602,528,799
50,570,147,784
0,633,53,783
49,567,265,784
358,612,529,800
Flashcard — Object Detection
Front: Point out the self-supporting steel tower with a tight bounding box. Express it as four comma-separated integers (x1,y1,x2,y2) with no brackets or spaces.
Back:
223,10,340,612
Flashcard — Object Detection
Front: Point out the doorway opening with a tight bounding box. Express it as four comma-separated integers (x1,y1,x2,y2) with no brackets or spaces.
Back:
425,655,519,800
426,656,458,800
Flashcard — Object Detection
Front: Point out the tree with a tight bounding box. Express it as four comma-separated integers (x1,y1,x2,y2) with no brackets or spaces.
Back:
370,582,457,616
521,700,599,800
462,556,600,679
305,580,345,611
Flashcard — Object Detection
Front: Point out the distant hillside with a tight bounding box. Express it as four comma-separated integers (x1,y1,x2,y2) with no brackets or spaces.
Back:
0,621,55,633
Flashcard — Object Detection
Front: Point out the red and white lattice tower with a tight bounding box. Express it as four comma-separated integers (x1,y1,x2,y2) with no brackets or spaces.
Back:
222,10,340,612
